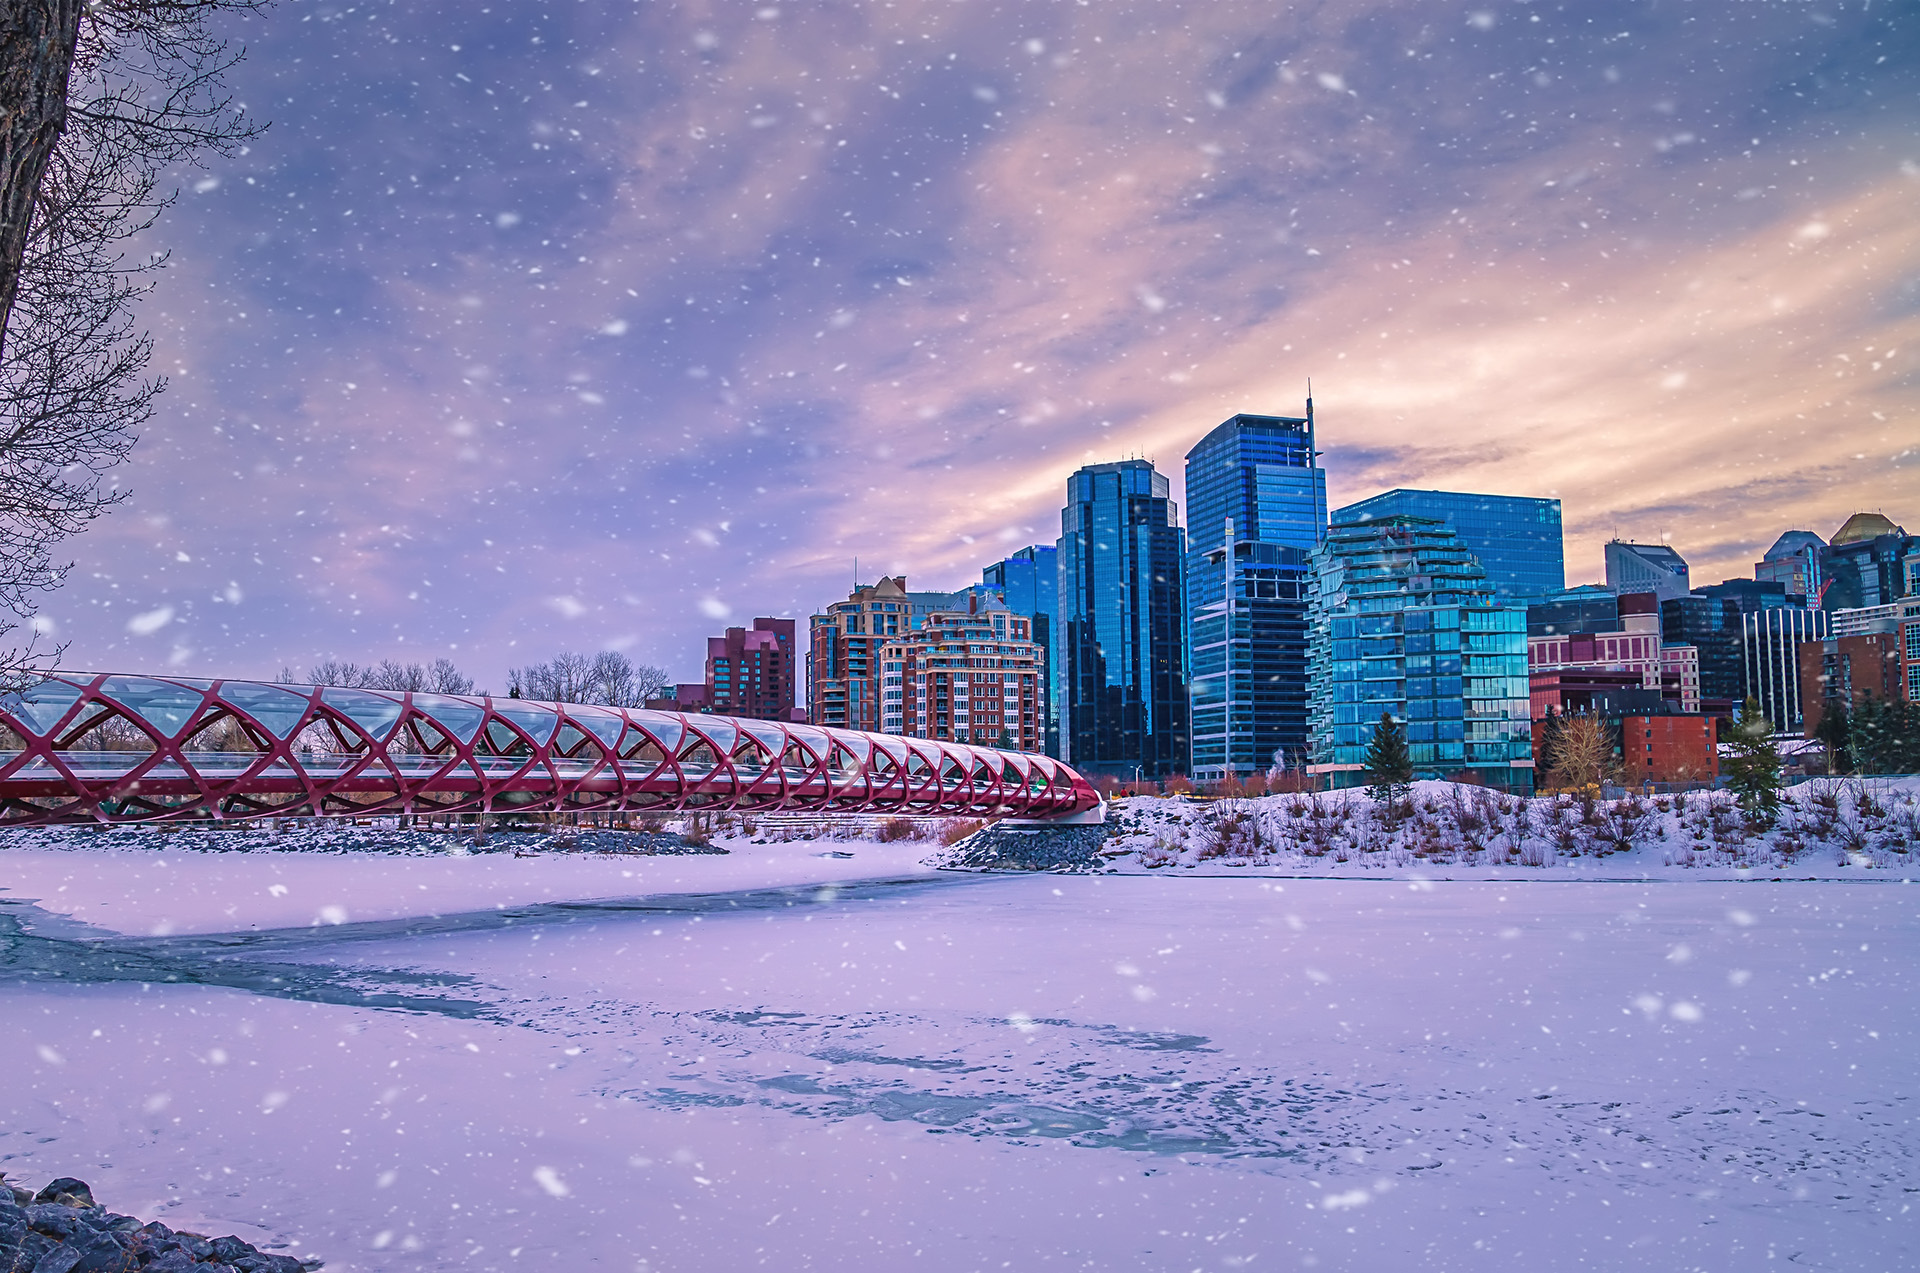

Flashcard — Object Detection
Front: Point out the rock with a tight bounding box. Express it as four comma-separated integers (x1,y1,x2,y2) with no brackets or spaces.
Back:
27,1240,86,1273
926,823,1111,872
56,1231,136,1273
209,1236,255,1263
4,1180,311,1272
22,1209,77,1241
28,1185,92,1212
0,1208,30,1273
9,1230,57,1273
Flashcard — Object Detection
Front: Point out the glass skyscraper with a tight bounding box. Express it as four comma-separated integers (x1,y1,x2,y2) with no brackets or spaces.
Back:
1331,488,1564,601
1057,460,1189,778
1184,409,1326,781
1307,515,1533,792
983,545,1060,757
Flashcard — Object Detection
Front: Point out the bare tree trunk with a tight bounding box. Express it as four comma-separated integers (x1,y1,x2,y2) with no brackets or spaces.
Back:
0,0,84,357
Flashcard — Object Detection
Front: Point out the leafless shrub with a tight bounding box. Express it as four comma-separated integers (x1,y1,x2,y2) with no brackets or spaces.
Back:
937,817,985,845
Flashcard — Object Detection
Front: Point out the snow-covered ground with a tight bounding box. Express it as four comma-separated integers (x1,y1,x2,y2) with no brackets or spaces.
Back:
1097,777,1920,879
2,819,1916,1271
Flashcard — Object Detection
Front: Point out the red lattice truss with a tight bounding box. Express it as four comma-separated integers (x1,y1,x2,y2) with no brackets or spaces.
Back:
0,673,1100,825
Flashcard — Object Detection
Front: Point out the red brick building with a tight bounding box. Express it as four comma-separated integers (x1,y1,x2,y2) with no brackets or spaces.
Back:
646,618,800,721
1798,632,1903,734
1900,606,1920,706
706,618,799,721
1619,714,1719,784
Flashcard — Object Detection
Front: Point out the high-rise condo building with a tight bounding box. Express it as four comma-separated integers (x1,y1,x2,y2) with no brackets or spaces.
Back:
809,576,914,732
879,594,1045,751
982,545,1059,756
1332,489,1563,601
1184,409,1325,782
1057,460,1189,779
1307,515,1533,792
1604,540,1691,601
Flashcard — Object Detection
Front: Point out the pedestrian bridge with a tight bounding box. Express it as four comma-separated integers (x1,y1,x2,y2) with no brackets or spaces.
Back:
0,673,1100,825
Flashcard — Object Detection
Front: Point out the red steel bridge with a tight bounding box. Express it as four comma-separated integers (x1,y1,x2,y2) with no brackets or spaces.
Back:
0,673,1101,826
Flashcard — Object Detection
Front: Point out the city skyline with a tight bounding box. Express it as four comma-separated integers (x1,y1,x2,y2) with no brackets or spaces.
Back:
21,0,1917,689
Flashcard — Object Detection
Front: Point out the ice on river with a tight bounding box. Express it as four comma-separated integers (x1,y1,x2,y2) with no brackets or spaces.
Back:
2,840,1914,1271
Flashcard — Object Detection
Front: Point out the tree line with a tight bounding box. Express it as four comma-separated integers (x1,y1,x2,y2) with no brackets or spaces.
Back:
276,650,671,709
1811,697,1920,775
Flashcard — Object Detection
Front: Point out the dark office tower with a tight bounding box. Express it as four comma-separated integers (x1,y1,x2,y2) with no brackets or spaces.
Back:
1057,460,1189,779
1184,410,1325,782
1332,489,1563,601
983,545,1060,757
1755,530,1826,600
1659,595,1744,706
1822,513,1915,611
1663,580,1792,709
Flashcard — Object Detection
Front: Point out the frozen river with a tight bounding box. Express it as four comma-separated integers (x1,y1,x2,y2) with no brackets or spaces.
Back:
2,844,1914,1271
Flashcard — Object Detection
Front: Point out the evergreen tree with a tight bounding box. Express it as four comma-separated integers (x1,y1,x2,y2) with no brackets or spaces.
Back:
1364,711,1413,802
1724,696,1781,821
1811,700,1851,774
1851,696,1920,774
1535,707,1564,783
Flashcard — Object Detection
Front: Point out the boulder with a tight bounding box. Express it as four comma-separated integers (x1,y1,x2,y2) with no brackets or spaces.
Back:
30,1183,94,1211
23,1206,79,1240
57,1230,137,1273
209,1235,256,1263
3,1228,57,1273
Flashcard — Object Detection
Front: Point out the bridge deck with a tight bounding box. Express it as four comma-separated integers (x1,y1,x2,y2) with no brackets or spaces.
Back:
0,674,1101,825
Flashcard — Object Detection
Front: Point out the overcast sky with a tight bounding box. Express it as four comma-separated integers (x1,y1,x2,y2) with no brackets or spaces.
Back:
41,0,1919,689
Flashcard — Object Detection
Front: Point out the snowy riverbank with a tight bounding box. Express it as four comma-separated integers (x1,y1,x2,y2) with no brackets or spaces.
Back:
3,813,1916,1271
1094,777,1920,880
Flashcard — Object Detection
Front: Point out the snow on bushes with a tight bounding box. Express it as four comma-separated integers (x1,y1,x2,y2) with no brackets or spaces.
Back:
1099,777,1920,873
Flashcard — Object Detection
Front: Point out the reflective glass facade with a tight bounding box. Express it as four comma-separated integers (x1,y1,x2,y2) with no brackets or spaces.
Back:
983,545,1060,756
1184,412,1325,780
1307,516,1533,792
1740,605,1827,733
1333,489,1563,601
1057,461,1189,778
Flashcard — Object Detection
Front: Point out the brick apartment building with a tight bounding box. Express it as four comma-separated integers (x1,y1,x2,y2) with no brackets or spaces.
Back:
705,618,799,720
879,595,1045,750
1618,714,1719,784
1799,631,1904,734
646,617,800,720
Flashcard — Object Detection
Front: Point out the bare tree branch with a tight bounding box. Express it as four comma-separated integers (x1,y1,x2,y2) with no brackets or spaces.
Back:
0,0,265,681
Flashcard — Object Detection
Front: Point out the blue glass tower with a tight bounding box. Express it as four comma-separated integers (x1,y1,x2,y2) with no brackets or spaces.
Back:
1308,515,1533,792
983,545,1060,757
1331,489,1563,601
1057,461,1189,778
1184,408,1326,781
